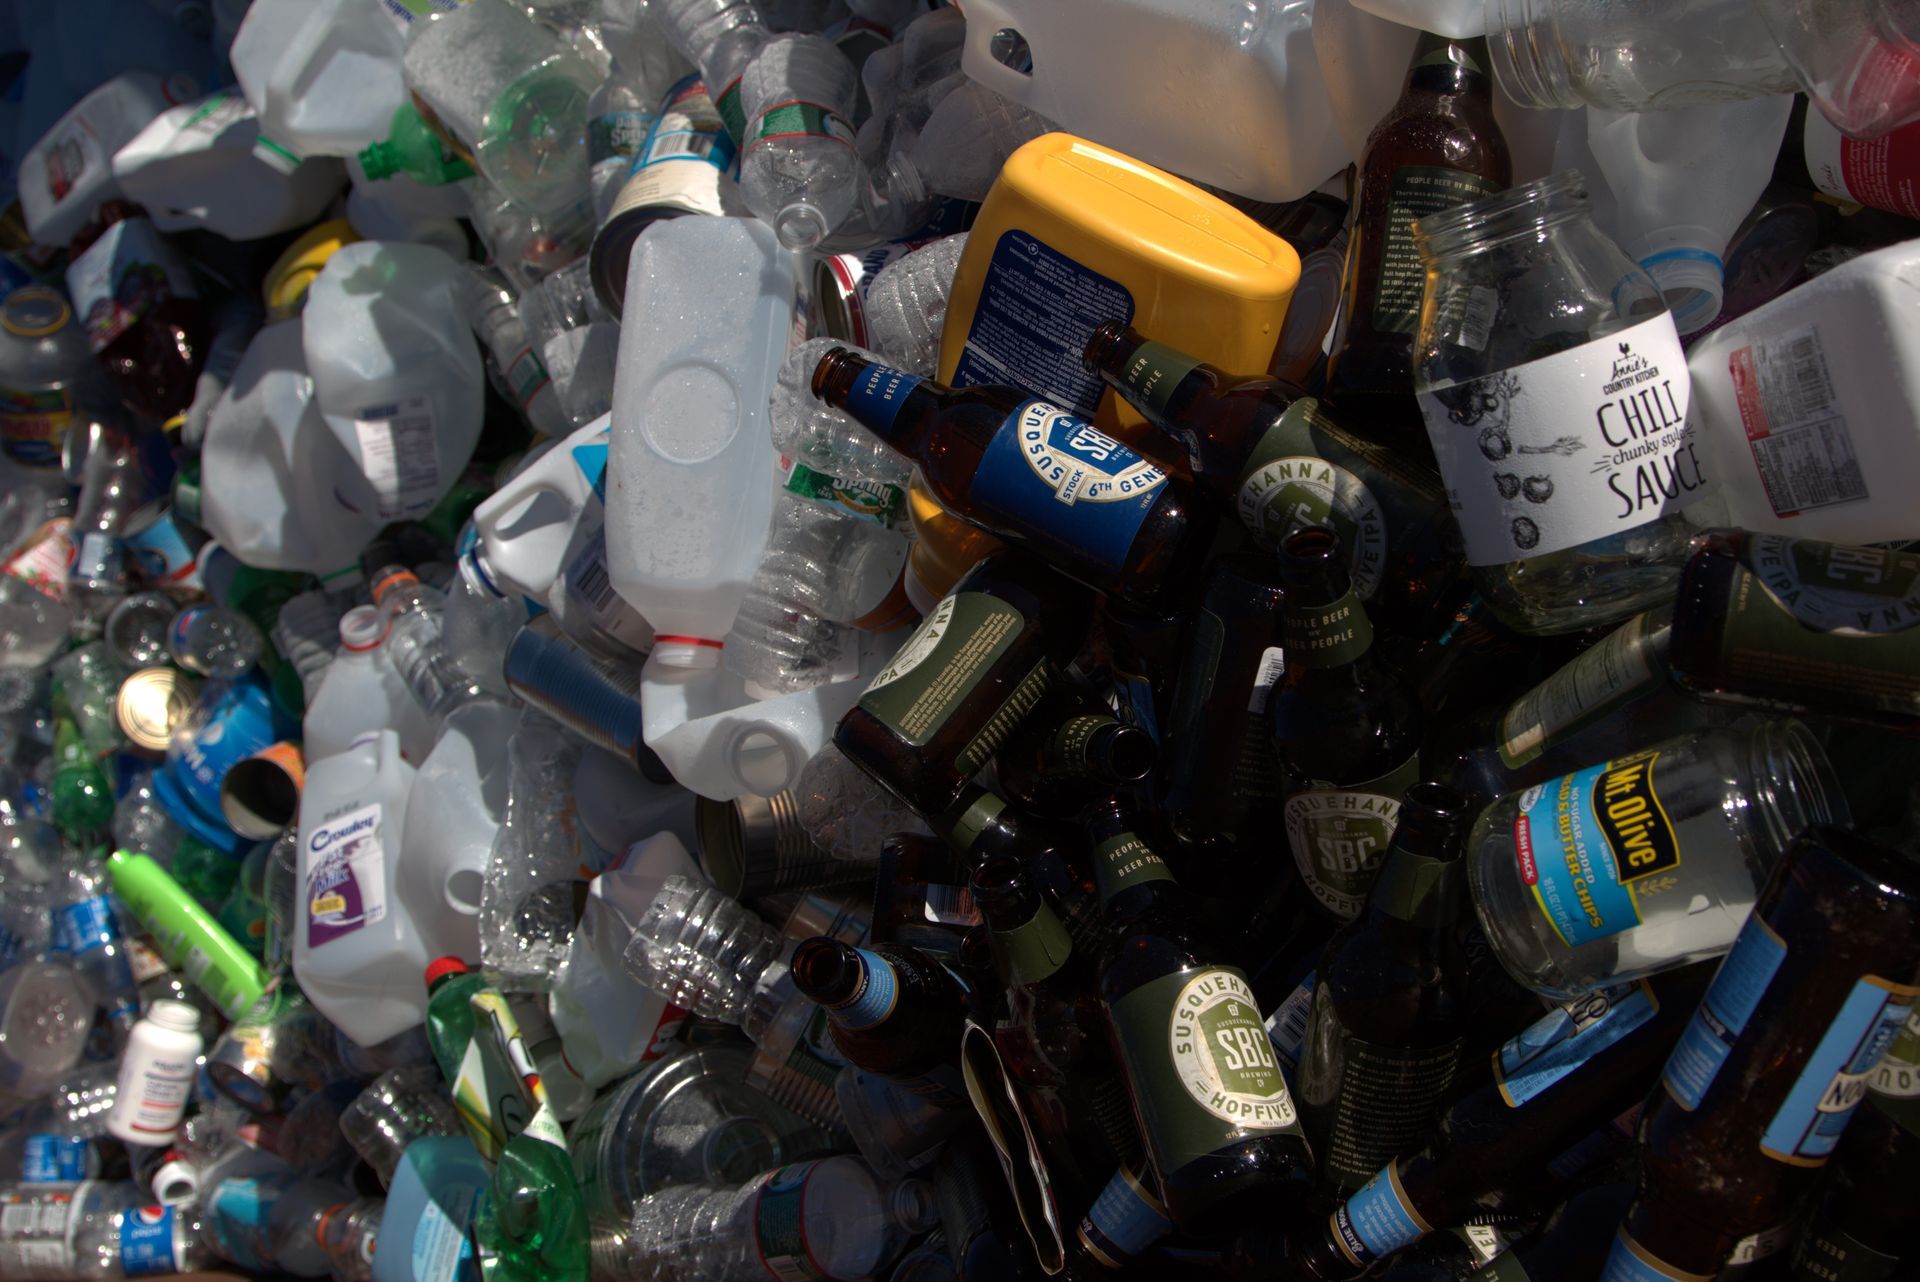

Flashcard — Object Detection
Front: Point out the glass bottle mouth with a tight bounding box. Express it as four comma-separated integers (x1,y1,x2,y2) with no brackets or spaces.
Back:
1747,720,1847,855
1413,170,1591,263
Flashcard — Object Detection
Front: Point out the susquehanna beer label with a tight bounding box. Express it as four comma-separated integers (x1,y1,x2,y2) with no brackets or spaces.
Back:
1710,537,1920,712
1511,749,1680,948
1107,966,1300,1177
1285,753,1420,920
970,399,1169,574
858,593,1027,745
1234,414,1391,600
1417,313,1705,567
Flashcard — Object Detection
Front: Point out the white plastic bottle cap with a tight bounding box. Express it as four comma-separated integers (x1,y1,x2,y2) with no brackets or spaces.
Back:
338,606,388,651
652,637,725,669
148,1000,201,1033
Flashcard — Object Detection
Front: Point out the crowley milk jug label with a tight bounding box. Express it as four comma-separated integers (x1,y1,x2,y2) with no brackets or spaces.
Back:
971,400,1169,573
1512,750,1681,948
1108,967,1298,1176
1286,754,1420,920
306,803,388,947
1417,314,1705,566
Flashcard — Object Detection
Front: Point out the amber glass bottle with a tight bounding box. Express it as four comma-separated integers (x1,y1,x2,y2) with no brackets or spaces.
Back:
1324,31,1510,453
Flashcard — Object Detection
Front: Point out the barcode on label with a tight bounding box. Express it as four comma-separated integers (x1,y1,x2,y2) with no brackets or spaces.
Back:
1247,646,1287,714
644,128,721,166
353,399,441,520
1729,326,1867,516
572,544,619,614
1266,972,1315,1066
1453,286,1497,353
923,883,980,927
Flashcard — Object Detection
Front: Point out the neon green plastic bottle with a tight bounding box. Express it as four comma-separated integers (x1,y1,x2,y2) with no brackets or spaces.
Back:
106,849,268,1020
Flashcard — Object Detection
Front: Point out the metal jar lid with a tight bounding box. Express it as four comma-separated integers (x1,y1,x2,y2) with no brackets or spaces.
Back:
116,666,195,754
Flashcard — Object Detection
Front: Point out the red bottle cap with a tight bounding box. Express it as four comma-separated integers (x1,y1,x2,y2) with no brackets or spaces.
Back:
425,956,471,988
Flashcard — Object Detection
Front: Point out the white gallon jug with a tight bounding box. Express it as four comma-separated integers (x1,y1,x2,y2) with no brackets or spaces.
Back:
606,216,797,669
293,729,425,1047
20,73,189,247
398,697,519,962
302,241,487,528
469,414,611,606
231,0,410,160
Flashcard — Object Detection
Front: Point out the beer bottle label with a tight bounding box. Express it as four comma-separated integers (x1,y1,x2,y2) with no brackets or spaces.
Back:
995,907,1073,987
1307,989,1463,1187
1106,966,1300,1177
1331,1159,1430,1266
1702,536,1920,715
1416,313,1705,567
1759,976,1916,1165
1076,1164,1172,1270
1664,914,1787,1110
1372,166,1503,337
839,363,925,436
969,399,1170,574
1498,611,1668,767
1264,970,1316,1077
1793,1225,1903,1282
1109,338,1201,421
1232,401,1391,601
1508,748,1681,949
830,948,900,1030
1091,831,1176,900
1494,982,1658,1108
1282,587,1375,668
1866,1005,1920,1135
859,593,1044,769
1284,752,1420,920
1601,1230,1714,1282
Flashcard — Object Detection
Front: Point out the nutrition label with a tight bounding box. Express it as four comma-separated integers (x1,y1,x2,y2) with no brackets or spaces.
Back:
1728,324,1868,516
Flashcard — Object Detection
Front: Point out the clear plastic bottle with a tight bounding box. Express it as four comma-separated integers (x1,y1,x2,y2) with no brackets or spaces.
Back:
52,858,143,1049
443,550,523,700
770,338,914,489
646,0,771,144
587,57,665,221
622,1156,936,1282
165,603,263,679
101,592,175,669
0,557,73,674
65,420,146,632
737,33,860,248
478,715,584,988
465,266,569,438
724,493,911,695
517,260,619,428
896,78,1053,205
339,1064,463,1188
0,1182,214,1279
0,961,96,1101
860,234,967,377
371,566,482,734
315,1199,382,1282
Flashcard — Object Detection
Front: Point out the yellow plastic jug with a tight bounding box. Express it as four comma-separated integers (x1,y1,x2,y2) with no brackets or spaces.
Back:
938,133,1303,440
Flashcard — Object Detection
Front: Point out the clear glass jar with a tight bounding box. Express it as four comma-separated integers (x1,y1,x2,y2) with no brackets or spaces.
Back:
1467,719,1844,998
1413,171,1708,635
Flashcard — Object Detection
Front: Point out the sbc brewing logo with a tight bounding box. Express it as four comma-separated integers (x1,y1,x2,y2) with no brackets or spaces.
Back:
1168,969,1296,1129
1015,402,1167,507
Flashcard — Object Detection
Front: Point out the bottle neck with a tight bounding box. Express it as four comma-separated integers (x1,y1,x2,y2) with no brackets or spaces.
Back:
1087,819,1175,911
943,787,1025,867
989,898,1075,989
821,947,903,1032
816,354,935,457
1363,841,1462,930
1089,326,1218,430
1282,583,1375,672
1403,32,1493,97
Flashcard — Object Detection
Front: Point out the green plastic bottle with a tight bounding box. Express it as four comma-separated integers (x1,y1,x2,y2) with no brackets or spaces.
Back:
425,957,533,1162
106,849,268,1020
51,714,112,841
359,104,478,186
469,986,589,1282
169,835,243,910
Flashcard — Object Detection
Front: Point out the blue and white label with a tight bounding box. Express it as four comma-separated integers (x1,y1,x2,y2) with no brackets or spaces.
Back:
1497,983,1658,1108
1761,978,1917,1165
1664,915,1787,1111
570,430,610,503
1332,1160,1431,1265
1601,1230,1713,1282
22,1135,90,1182
412,1184,478,1282
52,895,118,957
1078,1165,1172,1268
1265,971,1315,1076
841,365,924,438
971,400,1168,574
834,949,900,1031
951,229,1133,418
1511,751,1678,950
119,1205,178,1277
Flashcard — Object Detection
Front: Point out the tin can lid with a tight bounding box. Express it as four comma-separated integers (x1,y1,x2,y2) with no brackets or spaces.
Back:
117,667,195,754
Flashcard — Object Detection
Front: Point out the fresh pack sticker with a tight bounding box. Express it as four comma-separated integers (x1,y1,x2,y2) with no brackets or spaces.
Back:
305,803,388,947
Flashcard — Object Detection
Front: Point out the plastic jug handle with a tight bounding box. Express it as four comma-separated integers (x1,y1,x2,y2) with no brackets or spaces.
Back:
958,0,1041,104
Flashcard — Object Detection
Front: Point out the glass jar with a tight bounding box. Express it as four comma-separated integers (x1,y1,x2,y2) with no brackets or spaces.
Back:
1467,719,1844,998
1413,171,1708,635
